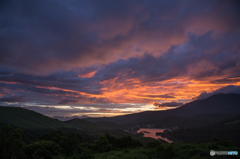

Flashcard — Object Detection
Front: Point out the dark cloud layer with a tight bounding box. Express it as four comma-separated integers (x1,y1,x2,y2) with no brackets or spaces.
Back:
0,0,240,117
0,95,25,102
0,31,239,106
1,0,239,74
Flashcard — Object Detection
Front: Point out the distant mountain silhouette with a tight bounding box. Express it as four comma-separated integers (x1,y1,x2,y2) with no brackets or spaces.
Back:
85,93,240,124
1,93,239,127
172,93,240,116
53,115,91,121
0,106,101,130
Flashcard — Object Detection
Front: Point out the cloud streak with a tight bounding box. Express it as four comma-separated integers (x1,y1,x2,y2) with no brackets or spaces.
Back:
0,0,240,117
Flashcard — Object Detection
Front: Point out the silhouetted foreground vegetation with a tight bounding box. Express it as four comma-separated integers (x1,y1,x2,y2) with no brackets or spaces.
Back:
1,125,240,159
0,125,142,159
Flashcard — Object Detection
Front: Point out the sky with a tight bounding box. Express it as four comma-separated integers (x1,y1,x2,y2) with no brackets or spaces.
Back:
0,0,240,119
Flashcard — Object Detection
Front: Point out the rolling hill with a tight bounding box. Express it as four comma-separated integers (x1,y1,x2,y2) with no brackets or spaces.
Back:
0,106,103,130
1,93,239,128
0,106,70,129
85,93,240,124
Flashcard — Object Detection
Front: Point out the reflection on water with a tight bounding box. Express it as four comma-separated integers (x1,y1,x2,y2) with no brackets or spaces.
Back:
137,128,173,143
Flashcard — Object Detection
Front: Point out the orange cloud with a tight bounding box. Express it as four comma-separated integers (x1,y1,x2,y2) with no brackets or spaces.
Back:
78,71,97,78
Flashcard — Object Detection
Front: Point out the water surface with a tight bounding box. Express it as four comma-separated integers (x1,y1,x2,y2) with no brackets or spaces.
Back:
137,128,173,143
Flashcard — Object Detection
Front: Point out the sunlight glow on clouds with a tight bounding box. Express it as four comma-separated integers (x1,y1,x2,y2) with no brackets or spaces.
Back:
0,0,240,118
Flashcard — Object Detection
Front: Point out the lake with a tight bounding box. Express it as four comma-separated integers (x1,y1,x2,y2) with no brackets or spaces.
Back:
137,128,173,143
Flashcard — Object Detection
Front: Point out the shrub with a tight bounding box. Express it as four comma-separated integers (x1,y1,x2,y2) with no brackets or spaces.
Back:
25,140,62,159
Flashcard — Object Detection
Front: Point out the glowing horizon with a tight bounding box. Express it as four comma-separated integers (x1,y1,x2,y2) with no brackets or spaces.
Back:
0,0,240,118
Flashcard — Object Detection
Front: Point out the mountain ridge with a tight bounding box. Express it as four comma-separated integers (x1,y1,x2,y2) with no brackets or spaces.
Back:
85,93,240,124
0,106,103,130
1,93,239,127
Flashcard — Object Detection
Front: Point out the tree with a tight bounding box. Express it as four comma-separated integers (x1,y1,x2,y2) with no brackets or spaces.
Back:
25,140,62,159
0,126,25,159
40,130,83,156
93,136,112,153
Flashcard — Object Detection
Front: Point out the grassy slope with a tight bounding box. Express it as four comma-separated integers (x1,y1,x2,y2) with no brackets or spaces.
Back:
0,106,71,129
0,106,103,130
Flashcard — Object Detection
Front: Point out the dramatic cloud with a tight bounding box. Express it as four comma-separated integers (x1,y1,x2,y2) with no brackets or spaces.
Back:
1,0,239,74
0,0,240,117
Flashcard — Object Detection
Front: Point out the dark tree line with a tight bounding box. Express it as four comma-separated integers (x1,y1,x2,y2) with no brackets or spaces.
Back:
0,126,142,159
0,126,25,159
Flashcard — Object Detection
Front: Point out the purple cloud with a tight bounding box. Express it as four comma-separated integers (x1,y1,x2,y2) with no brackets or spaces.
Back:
0,0,240,117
